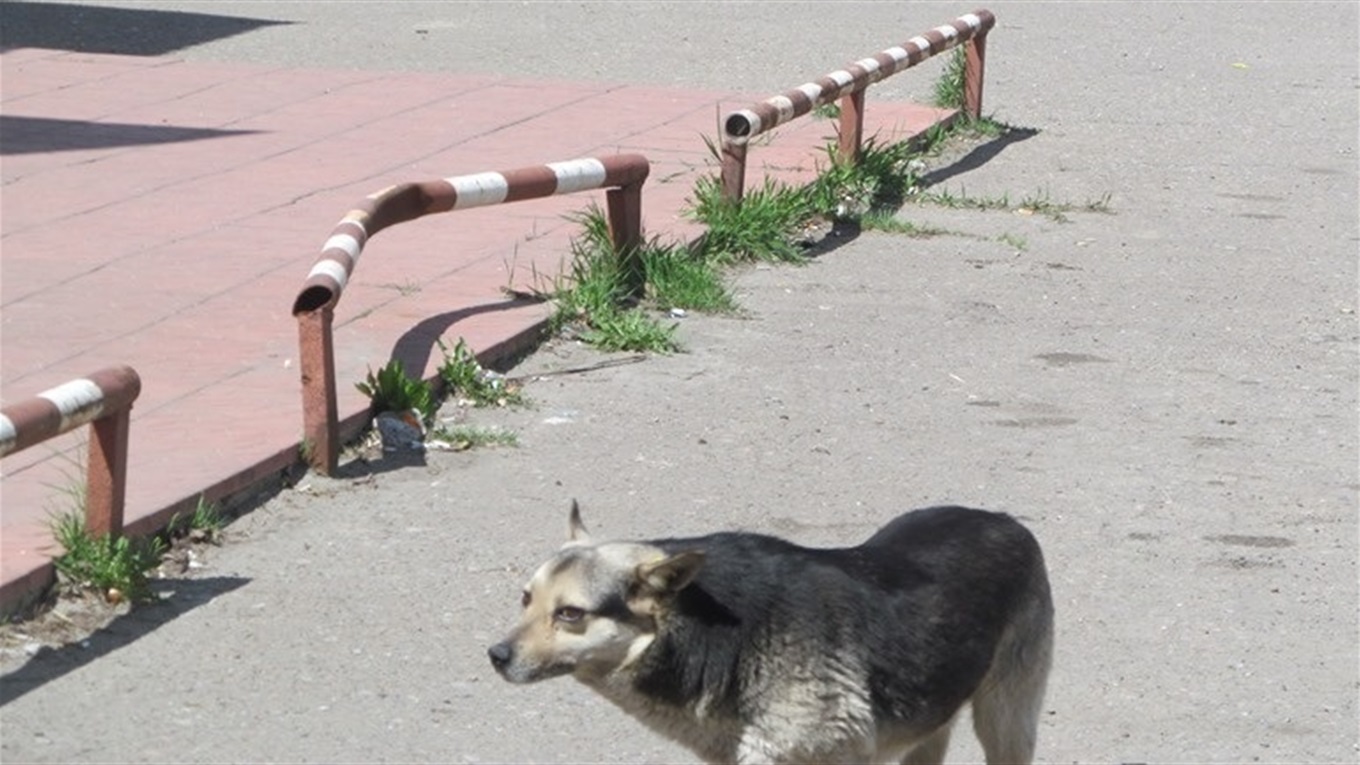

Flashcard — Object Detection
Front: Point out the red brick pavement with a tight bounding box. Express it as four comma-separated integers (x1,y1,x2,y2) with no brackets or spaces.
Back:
0,48,950,612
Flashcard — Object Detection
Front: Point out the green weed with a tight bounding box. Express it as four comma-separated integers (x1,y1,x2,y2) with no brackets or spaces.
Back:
542,207,682,353
909,186,1113,223
859,212,957,237
953,113,1010,139
1084,192,1115,214
997,232,1029,251
932,46,968,109
579,308,679,353
806,135,924,219
167,496,225,544
50,512,165,604
811,102,842,120
687,174,813,263
356,359,436,423
437,337,526,407
429,424,519,450
641,241,736,313
912,185,1011,213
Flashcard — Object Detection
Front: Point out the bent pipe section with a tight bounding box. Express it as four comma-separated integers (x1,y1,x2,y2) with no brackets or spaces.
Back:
293,154,651,315
0,366,141,458
723,9,995,145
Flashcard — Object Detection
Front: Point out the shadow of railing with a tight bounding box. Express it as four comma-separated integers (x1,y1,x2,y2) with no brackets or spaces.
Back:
0,2,292,55
0,116,260,155
388,295,548,385
0,576,249,707
918,125,1040,189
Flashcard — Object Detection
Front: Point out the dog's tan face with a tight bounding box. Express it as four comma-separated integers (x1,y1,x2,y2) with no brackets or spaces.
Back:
488,503,703,684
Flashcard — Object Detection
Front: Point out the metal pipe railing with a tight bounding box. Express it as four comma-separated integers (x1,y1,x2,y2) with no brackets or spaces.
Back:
720,9,995,200
0,365,142,538
292,154,651,474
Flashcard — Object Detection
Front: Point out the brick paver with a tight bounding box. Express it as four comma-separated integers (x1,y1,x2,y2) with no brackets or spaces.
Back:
0,48,949,611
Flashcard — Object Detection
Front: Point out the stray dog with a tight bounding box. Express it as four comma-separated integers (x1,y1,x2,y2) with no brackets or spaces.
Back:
489,502,1054,765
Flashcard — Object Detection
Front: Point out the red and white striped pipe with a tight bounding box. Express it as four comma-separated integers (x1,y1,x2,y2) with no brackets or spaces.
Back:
723,9,995,144
293,154,650,315
0,366,141,458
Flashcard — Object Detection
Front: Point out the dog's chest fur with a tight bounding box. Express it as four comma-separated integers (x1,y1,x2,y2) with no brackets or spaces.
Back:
583,671,744,763
581,586,885,764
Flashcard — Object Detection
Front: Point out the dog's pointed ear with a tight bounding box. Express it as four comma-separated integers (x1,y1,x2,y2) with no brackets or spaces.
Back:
568,499,590,543
636,550,705,595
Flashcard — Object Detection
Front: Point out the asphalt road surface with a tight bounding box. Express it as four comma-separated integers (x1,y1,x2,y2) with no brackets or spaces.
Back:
1,2,1357,763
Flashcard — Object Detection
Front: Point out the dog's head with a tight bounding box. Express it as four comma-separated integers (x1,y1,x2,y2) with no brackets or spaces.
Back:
488,501,704,684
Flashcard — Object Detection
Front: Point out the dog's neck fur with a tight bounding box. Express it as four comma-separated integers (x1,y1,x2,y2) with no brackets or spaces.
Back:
580,660,742,765
577,596,748,764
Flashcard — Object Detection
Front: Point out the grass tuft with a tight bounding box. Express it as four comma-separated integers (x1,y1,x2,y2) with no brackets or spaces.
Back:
437,337,526,407
429,424,519,450
806,135,924,219
167,496,225,545
687,174,813,264
50,512,165,604
356,359,436,423
542,206,682,353
931,46,968,109
811,102,842,120
578,308,679,352
641,240,737,313
997,232,1029,251
859,212,956,237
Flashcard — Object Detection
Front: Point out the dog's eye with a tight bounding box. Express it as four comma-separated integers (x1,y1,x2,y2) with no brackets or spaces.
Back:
554,606,586,623
520,591,531,608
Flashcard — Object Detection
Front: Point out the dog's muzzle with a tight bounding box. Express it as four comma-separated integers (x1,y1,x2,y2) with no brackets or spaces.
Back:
487,641,514,675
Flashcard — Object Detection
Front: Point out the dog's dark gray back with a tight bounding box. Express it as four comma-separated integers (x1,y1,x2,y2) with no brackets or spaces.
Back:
634,506,1049,730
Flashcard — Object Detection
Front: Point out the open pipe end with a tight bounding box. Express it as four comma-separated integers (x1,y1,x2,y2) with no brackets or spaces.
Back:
293,286,336,316
723,112,754,143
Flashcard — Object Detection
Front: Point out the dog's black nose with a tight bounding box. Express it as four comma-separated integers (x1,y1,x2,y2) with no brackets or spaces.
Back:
488,641,512,670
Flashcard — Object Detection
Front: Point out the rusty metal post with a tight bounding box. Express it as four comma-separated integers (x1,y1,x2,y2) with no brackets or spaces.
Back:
292,155,650,471
297,307,339,475
837,89,866,165
85,407,131,538
606,182,646,300
964,31,988,120
720,140,748,202
721,10,996,179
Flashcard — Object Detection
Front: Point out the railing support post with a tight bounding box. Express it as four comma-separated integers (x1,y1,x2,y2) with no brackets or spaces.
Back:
720,140,748,203
606,182,646,300
292,155,649,468
719,9,995,200
837,89,866,165
85,407,130,538
298,307,339,475
1,365,141,542
964,31,988,120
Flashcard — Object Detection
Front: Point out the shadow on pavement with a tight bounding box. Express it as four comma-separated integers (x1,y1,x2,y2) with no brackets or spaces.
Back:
391,296,549,381
919,124,1041,188
333,447,427,479
0,575,249,707
0,2,292,56
0,115,260,155
312,298,548,481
